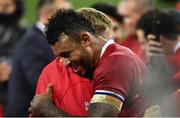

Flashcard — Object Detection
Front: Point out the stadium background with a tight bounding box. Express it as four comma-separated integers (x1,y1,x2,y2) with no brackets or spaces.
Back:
24,0,177,24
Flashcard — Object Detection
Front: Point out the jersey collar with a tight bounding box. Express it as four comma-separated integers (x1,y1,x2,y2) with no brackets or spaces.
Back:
174,41,180,53
100,39,115,58
36,21,45,34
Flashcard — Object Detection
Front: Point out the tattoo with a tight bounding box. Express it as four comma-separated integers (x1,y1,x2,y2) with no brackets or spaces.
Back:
36,99,70,117
88,103,120,117
44,103,70,117
39,102,120,117
32,95,120,117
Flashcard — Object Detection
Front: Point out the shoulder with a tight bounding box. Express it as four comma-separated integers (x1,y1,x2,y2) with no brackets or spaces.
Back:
23,26,44,42
36,58,59,93
15,27,42,48
42,58,59,73
99,44,139,69
94,43,147,84
14,26,52,57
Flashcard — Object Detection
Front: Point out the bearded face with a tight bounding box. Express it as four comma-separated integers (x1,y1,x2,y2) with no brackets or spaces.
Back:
0,0,24,25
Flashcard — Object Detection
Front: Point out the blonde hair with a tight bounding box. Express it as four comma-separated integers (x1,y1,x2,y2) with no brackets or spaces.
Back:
77,8,112,35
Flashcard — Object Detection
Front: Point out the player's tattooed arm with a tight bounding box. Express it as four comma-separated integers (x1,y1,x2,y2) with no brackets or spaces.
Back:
29,98,120,117
29,84,121,117
88,102,120,116
29,99,120,117
29,96,70,117
29,84,70,117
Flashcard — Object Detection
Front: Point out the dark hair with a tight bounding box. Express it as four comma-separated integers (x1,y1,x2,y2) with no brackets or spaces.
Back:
0,0,24,25
37,0,54,11
165,9,180,30
15,0,24,20
46,9,96,45
91,3,123,24
137,9,179,40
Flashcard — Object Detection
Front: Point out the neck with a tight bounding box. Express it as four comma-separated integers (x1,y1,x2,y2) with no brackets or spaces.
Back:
93,37,107,67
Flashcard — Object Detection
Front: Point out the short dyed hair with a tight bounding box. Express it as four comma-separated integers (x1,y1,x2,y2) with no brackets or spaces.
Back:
77,8,112,36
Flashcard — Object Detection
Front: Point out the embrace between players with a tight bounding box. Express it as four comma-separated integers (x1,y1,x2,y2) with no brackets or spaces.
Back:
28,8,147,117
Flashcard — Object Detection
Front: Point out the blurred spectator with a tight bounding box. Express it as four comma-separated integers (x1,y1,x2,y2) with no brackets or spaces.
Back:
5,0,57,116
118,0,152,37
139,9,180,73
0,0,25,109
53,0,72,9
165,9,180,41
137,9,180,110
176,1,180,11
0,104,4,117
137,9,180,50
6,0,72,116
91,3,124,42
117,0,152,62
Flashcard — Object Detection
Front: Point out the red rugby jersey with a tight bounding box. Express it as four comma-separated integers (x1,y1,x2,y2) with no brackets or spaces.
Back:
92,43,147,116
36,58,93,116
168,48,180,72
120,36,147,63
172,71,180,86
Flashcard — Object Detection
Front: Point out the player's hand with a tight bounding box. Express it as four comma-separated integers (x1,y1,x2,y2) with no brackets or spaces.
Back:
144,105,161,117
29,84,54,116
147,34,164,57
147,40,164,57
0,63,12,82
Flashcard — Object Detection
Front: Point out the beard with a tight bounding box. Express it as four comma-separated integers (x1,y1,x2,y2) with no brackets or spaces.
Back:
0,13,18,26
80,61,95,79
0,0,24,26
0,4,23,26
79,50,95,79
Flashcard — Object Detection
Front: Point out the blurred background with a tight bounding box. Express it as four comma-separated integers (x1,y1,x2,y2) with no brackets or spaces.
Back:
24,0,177,24
0,0,180,117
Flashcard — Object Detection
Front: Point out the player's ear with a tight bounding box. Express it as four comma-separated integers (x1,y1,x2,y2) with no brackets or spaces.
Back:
79,31,91,47
51,40,61,56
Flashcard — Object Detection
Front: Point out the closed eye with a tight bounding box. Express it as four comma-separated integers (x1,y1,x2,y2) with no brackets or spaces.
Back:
59,51,72,58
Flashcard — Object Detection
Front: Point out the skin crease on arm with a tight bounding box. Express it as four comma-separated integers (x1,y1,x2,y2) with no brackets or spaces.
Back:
29,84,122,117
88,102,120,117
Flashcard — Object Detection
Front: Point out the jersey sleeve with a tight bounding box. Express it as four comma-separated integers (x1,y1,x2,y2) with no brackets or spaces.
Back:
61,80,93,116
91,54,136,110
